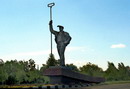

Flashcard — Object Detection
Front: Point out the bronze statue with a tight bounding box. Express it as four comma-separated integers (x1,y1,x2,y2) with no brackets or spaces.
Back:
49,20,72,66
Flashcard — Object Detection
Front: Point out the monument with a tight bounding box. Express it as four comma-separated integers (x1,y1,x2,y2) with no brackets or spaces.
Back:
43,3,105,85
49,20,71,66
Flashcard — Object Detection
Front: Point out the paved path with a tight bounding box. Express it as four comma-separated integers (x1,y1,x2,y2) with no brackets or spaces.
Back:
66,83,130,89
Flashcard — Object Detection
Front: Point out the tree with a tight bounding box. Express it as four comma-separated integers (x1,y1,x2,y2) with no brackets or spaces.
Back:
40,64,47,74
26,70,44,84
28,59,36,71
0,59,4,66
0,59,8,84
6,74,17,85
105,62,119,81
4,60,18,85
118,62,130,80
19,60,29,72
79,62,104,77
46,54,58,68
126,66,130,76
0,59,46,85
0,65,8,84
15,69,27,84
4,60,27,84
66,64,79,72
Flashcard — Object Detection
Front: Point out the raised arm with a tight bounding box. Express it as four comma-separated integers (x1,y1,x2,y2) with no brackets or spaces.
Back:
49,20,58,35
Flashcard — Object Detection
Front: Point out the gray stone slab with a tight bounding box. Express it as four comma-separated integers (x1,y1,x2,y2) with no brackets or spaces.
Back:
43,66,105,85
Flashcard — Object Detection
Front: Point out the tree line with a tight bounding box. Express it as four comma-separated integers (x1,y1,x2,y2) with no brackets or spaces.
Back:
0,54,130,85
0,59,45,85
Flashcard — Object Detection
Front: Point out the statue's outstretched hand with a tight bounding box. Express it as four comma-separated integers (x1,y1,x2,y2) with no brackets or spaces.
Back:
49,20,53,25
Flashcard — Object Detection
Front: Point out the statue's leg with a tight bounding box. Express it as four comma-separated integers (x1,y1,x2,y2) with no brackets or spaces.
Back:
57,43,65,66
57,45,61,65
60,47,65,66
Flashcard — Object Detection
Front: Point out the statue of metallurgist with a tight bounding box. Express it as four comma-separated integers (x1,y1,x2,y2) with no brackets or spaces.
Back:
49,20,72,66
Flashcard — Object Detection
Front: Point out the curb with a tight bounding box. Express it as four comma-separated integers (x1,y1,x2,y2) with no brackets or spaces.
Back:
22,84,89,89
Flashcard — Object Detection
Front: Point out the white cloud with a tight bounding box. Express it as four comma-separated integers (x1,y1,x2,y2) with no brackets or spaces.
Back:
111,44,126,48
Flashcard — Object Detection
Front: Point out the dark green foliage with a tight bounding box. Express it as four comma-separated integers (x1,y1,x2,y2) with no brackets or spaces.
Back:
126,66,130,76
0,59,44,85
118,63,130,80
0,56,130,85
28,59,36,71
46,54,58,68
6,75,17,85
105,62,119,81
40,53,58,71
0,65,8,84
25,70,44,84
105,62,130,81
79,62,130,81
0,59,4,66
66,63,79,72
79,62,104,77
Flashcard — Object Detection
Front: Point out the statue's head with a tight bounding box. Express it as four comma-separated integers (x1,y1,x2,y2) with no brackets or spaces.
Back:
57,25,64,31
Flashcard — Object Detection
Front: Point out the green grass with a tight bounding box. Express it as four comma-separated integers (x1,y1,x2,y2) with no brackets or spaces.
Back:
0,84,52,88
86,80,130,89
43,76,50,84
101,80,130,85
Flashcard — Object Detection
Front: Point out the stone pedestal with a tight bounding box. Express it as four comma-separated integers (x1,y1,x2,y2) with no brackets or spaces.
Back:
43,66,105,84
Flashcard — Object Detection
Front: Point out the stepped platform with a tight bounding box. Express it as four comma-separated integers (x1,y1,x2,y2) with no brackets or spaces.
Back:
43,66,105,84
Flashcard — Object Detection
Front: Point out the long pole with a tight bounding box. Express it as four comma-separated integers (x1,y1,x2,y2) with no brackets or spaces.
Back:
48,3,55,55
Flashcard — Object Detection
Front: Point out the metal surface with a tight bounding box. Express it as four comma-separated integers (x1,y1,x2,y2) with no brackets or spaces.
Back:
48,3,55,55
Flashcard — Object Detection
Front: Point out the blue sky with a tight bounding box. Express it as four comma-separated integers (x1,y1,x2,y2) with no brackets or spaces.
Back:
0,0,130,70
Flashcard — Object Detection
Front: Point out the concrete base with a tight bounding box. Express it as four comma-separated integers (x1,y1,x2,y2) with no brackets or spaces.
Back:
49,76,82,84
43,66,105,85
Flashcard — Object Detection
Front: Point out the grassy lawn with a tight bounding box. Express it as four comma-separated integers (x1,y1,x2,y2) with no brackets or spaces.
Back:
80,81,130,89
0,84,55,88
102,80,130,85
